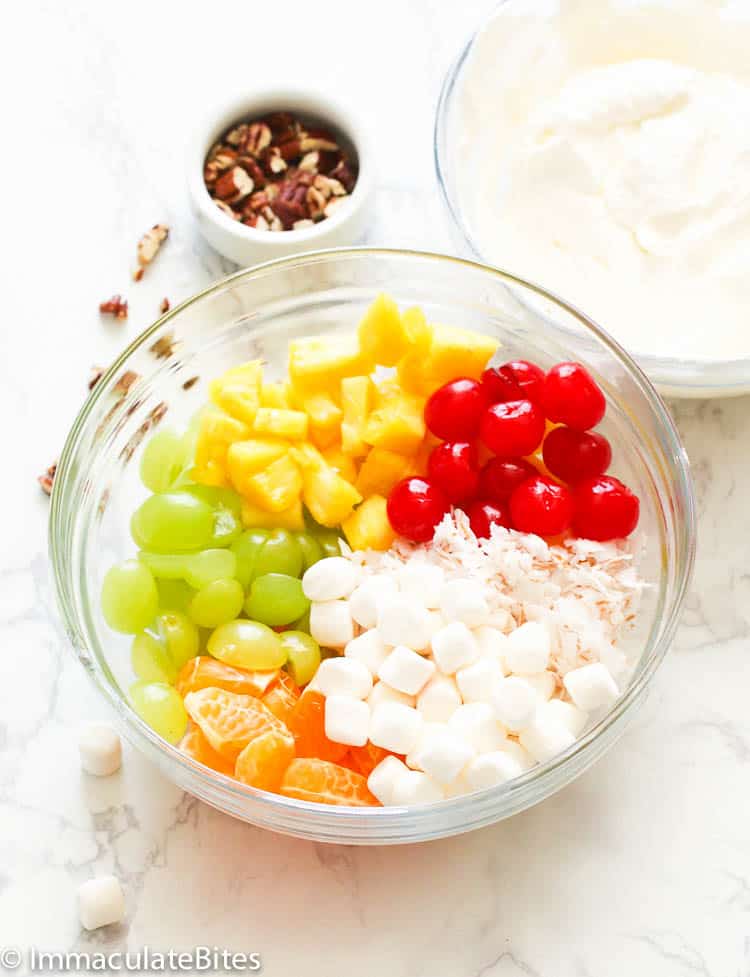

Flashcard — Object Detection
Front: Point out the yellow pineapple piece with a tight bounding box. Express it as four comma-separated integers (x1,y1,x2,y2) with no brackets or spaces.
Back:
355,448,414,497
209,360,263,425
302,464,362,528
395,308,434,395
302,392,342,449
342,496,395,552
252,407,309,440
358,294,407,367
289,442,326,472
422,324,498,388
288,335,373,392
226,439,288,493
401,306,432,354
362,392,425,455
260,382,290,409
245,455,303,513
190,460,229,488
195,410,251,468
241,498,304,531
322,444,359,484
340,375,374,457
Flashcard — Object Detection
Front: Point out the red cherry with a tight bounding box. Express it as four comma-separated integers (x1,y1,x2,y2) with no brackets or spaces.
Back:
479,399,545,458
387,477,451,543
572,475,639,541
424,378,485,441
542,426,612,484
509,475,573,536
543,362,606,431
467,500,511,539
482,360,544,405
478,457,538,503
427,442,480,503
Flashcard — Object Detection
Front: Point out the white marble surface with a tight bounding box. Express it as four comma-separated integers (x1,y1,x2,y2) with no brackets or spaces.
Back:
2,1,750,975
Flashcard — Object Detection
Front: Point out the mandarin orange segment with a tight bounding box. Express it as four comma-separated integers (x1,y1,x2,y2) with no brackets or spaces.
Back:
176,656,279,699
184,686,289,761
234,726,295,792
286,688,348,763
280,758,378,806
346,742,394,778
179,721,235,777
262,671,301,726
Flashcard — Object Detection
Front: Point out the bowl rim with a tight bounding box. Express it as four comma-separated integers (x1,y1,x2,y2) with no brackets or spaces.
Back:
432,6,750,397
50,246,696,831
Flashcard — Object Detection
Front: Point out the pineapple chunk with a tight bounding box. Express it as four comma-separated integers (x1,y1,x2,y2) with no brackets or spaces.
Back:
422,324,498,387
302,464,362,528
342,495,395,552
355,448,414,497
252,407,309,440
195,410,251,468
302,392,342,449
401,306,432,354
340,375,374,457
241,498,304,531
362,392,425,455
358,294,407,366
289,334,373,392
245,455,303,513
190,460,229,488
226,439,288,493
209,360,263,425
260,382,291,408
290,442,326,472
322,444,359,484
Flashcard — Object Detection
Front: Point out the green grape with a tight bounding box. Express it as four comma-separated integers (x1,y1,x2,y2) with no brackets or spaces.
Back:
254,529,303,579
139,551,188,579
230,529,270,588
315,530,343,559
101,560,158,634
208,619,287,670
131,492,215,553
295,532,323,571
183,549,237,589
189,579,244,629
129,681,188,743
280,631,321,686
139,429,186,493
244,573,309,627
156,610,200,669
131,632,177,684
156,578,195,613
184,485,243,547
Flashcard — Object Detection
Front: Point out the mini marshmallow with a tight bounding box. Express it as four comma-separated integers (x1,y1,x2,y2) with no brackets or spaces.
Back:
344,629,390,676
78,724,122,777
519,715,576,763
406,721,444,769
310,600,355,649
324,695,370,746
463,751,524,791
407,725,475,785
448,703,507,753
497,738,536,771
490,677,539,732
370,701,423,755
78,875,126,931
302,557,359,601
541,698,588,738
456,657,505,704
390,770,445,806
368,681,415,709
398,561,445,609
504,622,551,675
349,575,398,629
563,663,619,712
439,579,489,627
378,645,436,696
377,597,432,651
367,755,410,806
523,671,556,702
474,626,510,674
316,657,372,700
416,674,462,722
431,621,481,675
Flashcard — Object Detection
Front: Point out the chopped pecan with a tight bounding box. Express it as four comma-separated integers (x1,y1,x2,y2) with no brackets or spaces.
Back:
114,370,140,396
236,155,266,188
38,461,57,496
225,124,249,147
300,130,339,153
204,150,238,185
263,147,287,175
273,180,309,228
215,199,240,220
306,185,327,219
99,294,128,319
277,138,302,161
262,112,297,139
214,166,254,203
330,158,356,192
88,365,105,390
242,122,272,157
135,224,169,279
299,151,319,172
160,297,170,314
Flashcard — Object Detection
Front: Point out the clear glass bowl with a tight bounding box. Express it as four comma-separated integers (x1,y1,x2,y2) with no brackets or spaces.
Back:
434,3,750,399
50,248,695,844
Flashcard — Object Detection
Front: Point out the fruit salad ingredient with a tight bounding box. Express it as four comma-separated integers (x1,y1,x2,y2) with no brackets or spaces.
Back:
543,363,605,431
78,876,126,931
130,681,188,743
131,492,215,553
280,631,321,687
244,573,310,626
427,442,480,503
509,475,573,536
466,500,511,539
481,359,545,405
78,724,122,777
131,632,178,685
207,619,287,670
479,399,545,458
230,528,270,587
572,475,640,541
188,578,245,628
279,758,377,806
424,378,485,441
184,686,286,762
477,457,538,503
253,529,303,578
179,722,235,776
140,428,186,493
542,426,612,484
387,477,450,543
101,560,158,634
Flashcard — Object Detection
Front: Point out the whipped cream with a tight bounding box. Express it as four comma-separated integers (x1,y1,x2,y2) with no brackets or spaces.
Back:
454,0,750,361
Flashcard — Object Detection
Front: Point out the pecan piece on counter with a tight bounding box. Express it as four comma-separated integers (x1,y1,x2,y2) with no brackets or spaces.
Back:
134,223,169,281
38,461,57,496
99,294,128,319
160,297,170,314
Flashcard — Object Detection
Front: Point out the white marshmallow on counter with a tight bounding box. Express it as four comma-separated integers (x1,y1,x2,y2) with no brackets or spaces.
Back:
474,626,510,674
302,557,359,602
378,645,436,696
463,751,524,792
309,600,355,649
349,575,398,629
541,698,588,737
431,621,481,675
398,561,445,609
377,597,432,651
497,738,536,771
439,579,489,627
344,629,390,676
416,674,462,722
390,770,445,806
324,695,370,747
519,714,576,763
563,662,619,712
490,676,539,733
367,755,410,806
456,657,505,704
504,621,551,675
78,875,125,931
448,703,507,754
316,657,372,700
367,681,415,709
370,701,423,755
407,725,475,785
523,671,556,702
78,724,122,777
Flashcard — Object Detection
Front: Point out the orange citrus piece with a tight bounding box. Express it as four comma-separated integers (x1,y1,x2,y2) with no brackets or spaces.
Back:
176,656,278,698
179,721,235,777
280,758,378,806
234,726,295,792
262,671,301,726
286,688,348,764
184,686,288,761
345,742,394,778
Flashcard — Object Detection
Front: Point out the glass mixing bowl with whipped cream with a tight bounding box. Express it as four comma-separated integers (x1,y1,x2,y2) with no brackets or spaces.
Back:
435,0,750,397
